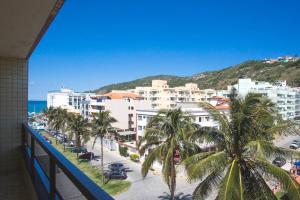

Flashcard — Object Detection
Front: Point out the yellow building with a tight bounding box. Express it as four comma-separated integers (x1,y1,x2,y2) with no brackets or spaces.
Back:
130,80,216,109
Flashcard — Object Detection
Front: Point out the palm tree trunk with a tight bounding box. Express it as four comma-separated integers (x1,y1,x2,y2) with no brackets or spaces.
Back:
170,152,176,200
76,134,80,160
101,136,104,184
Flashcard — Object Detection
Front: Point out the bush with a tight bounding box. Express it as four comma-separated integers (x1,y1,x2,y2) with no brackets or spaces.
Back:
130,154,140,162
119,146,129,157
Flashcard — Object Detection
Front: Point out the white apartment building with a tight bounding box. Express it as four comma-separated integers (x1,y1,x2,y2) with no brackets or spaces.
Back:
136,100,229,140
217,79,300,120
81,92,152,131
295,88,300,120
130,80,216,109
47,88,93,113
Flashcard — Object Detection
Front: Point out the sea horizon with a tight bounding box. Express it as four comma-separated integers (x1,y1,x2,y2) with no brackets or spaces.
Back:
28,100,47,113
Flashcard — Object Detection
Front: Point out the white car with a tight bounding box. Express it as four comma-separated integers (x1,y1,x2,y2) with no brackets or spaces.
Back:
289,141,300,149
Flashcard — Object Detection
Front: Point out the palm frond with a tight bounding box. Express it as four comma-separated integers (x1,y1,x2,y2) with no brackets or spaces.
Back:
141,144,166,178
245,166,277,200
185,151,228,181
218,159,243,200
255,157,300,199
192,168,224,200
198,102,232,143
245,140,300,158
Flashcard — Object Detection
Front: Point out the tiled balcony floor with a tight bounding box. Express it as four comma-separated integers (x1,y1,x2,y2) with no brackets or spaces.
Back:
0,159,37,200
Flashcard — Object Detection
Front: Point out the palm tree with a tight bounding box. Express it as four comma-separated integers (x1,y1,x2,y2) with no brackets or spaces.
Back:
91,110,117,183
44,106,55,127
138,108,196,200
44,107,69,145
183,92,300,200
67,113,91,159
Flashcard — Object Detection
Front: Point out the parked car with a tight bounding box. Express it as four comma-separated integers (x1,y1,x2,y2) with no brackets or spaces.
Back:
70,146,88,153
289,141,300,149
108,163,126,171
104,170,127,180
58,135,68,144
49,130,57,136
272,157,286,167
79,152,94,160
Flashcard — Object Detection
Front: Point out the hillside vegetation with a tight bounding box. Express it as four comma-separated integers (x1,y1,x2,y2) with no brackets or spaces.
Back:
92,60,300,94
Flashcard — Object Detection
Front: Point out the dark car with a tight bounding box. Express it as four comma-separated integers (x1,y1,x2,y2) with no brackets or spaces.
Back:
70,146,88,153
108,163,126,171
272,157,286,167
104,171,127,180
79,152,94,160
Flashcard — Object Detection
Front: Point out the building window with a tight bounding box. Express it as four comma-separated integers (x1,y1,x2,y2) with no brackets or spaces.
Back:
131,106,134,110
205,116,210,121
198,117,202,122
138,115,142,120
138,126,142,130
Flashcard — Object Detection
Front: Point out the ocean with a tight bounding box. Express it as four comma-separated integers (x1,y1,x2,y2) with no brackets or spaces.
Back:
28,100,47,113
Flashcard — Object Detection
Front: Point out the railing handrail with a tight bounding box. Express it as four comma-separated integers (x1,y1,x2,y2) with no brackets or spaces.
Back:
23,124,114,200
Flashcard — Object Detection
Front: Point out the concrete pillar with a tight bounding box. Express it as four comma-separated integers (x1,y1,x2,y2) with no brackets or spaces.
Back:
0,57,28,172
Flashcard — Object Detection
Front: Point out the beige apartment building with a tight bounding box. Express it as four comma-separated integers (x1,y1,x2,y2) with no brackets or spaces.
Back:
130,80,216,109
81,92,152,131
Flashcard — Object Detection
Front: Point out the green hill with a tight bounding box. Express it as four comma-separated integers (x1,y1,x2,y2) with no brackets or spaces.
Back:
92,60,300,94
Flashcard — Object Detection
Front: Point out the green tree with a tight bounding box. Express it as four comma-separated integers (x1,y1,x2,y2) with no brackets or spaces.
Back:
67,113,91,159
91,110,117,183
184,92,300,200
44,107,69,145
138,108,195,200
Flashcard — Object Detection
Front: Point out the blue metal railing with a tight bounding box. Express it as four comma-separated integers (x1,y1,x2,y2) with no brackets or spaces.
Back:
22,124,114,200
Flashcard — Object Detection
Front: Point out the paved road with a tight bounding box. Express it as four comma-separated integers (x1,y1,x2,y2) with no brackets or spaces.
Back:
274,135,300,148
86,139,202,200
84,135,300,200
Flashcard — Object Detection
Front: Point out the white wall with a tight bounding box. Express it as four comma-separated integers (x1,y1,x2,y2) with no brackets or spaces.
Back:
136,108,225,139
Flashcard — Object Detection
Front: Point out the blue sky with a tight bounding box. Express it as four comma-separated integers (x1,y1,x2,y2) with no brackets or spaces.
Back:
29,0,300,100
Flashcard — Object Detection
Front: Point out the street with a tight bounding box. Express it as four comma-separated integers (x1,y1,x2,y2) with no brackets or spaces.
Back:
83,134,300,200
86,139,200,200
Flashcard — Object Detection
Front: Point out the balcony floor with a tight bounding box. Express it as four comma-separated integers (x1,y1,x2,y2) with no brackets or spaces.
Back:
0,159,37,200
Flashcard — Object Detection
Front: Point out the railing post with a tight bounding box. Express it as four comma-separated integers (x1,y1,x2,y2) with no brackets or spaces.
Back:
30,134,35,180
50,156,56,200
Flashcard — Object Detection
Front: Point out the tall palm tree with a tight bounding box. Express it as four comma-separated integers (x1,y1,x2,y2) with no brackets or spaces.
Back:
138,108,196,200
44,106,55,127
91,110,117,183
183,92,300,200
67,113,91,159
46,107,69,144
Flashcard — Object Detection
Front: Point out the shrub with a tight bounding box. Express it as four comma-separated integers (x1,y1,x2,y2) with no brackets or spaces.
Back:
119,146,129,157
130,153,140,162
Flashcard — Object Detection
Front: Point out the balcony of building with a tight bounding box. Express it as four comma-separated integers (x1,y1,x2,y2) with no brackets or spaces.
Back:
0,1,114,199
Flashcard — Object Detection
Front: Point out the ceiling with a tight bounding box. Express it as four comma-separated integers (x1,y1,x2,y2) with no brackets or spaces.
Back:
0,0,64,59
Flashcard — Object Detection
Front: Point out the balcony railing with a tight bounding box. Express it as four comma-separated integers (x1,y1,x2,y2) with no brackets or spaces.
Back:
22,124,114,200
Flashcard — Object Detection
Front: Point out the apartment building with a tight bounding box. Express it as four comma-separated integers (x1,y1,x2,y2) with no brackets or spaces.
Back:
47,88,93,113
217,79,300,120
296,88,300,120
131,80,216,109
136,99,229,140
81,91,152,131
